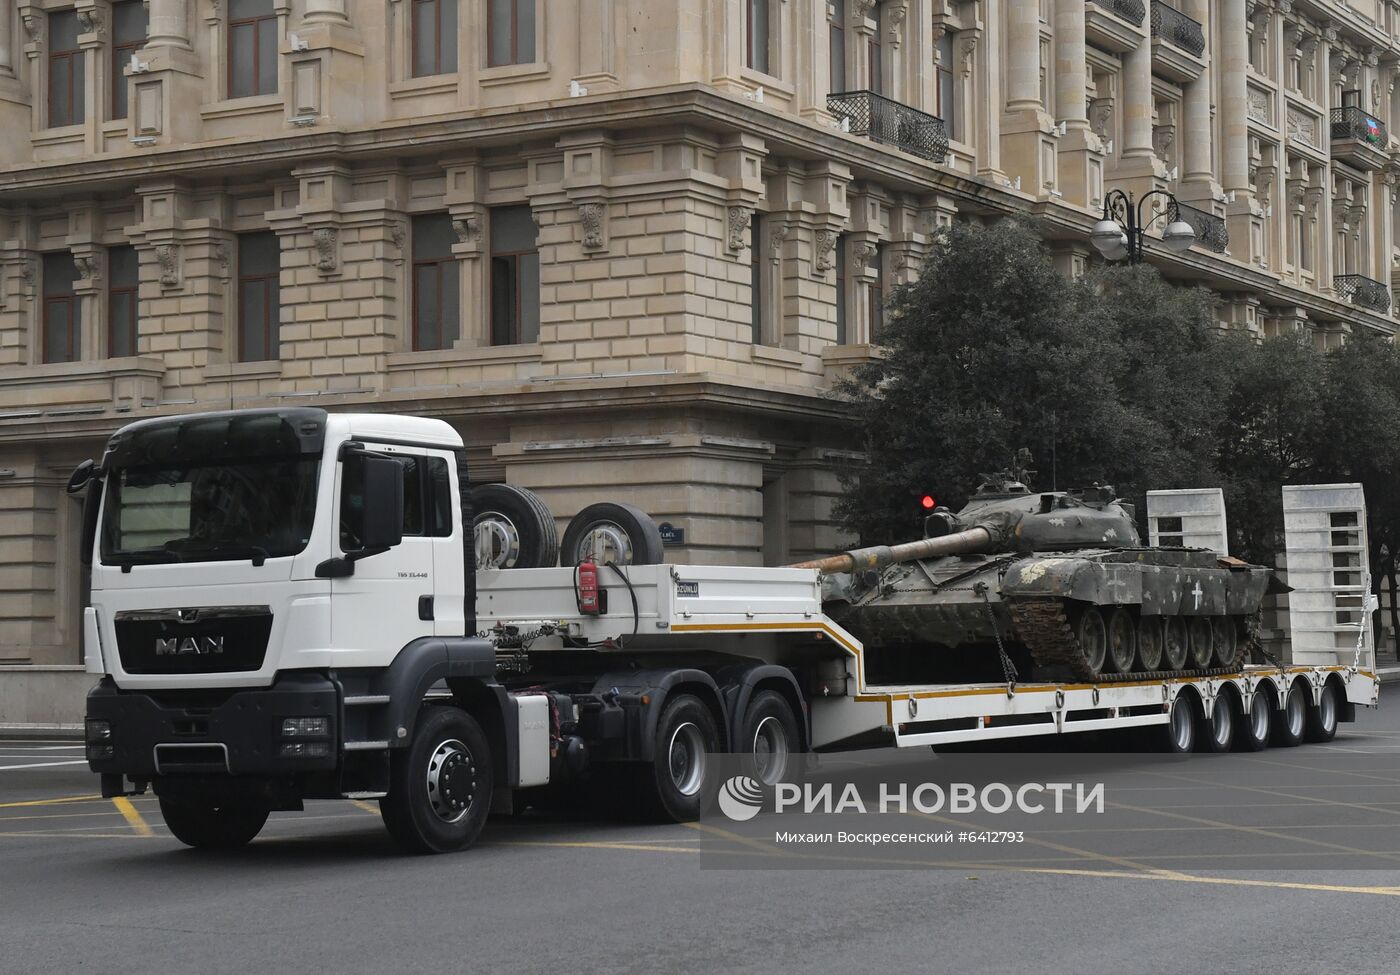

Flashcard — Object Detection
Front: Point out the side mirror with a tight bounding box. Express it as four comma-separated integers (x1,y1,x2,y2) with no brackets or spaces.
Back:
359,453,404,551
67,459,96,496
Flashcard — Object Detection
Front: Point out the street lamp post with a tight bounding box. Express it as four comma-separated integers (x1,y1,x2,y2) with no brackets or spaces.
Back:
1089,189,1198,263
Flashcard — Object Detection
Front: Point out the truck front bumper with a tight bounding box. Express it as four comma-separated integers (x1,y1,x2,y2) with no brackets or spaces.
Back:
85,672,340,787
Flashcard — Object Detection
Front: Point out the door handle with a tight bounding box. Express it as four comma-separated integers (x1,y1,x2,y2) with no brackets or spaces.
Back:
418,596,434,621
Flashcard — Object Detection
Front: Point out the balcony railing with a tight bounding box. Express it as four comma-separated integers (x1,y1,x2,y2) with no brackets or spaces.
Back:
1334,274,1392,313
1173,201,1228,253
1330,105,1388,148
827,90,949,163
1150,1,1206,57
1087,0,1147,26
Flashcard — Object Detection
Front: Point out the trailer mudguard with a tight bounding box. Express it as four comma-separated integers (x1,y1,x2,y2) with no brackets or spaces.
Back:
589,668,726,761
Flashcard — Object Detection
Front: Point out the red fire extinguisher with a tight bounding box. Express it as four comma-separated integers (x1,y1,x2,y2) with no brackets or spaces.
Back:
577,559,602,615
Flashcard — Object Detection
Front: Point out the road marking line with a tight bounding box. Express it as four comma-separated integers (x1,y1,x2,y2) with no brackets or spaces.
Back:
501,839,702,854
0,760,90,771
112,797,153,837
0,830,154,840
0,794,102,809
350,800,381,817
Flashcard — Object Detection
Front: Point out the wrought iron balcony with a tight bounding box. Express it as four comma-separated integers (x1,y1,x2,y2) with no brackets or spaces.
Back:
1330,106,1388,148
1334,274,1392,314
1173,201,1228,253
1150,1,1205,57
827,90,948,163
1087,0,1146,26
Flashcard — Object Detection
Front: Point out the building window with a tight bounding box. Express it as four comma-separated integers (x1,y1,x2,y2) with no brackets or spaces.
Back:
750,213,765,343
867,243,884,344
746,0,772,75
237,232,281,362
829,0,846,92
110,1,147,120
411,214,460,352
229,0,277,99
412,0,458,77
490,206,540,345
49,10,84,128
108,246,139,358
488,0,536,67
936,30,956,137
42,252,80,364
834,235,848,344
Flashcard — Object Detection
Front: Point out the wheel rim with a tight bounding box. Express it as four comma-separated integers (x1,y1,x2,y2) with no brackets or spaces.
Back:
1250,694,1270,741
1076,607,1108,674
1107,610,1137,673
1320,687,1337,733
1187,618,1213,669
1138,617,1164,670
1170,698,1193,750
1212,699,1233,747
1163,618,1188,670
668,721,708,797
426,738,476,824
574,522,634,566
474,511,521,569
1287,687,1306,737
1212,618,1238,668
752,716,790,785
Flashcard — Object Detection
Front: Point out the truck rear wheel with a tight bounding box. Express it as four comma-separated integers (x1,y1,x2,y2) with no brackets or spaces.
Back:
380,705,494,854
1305,682,1340,743
1235,690,1272,752
1197,694,1235,753
636,693,720,822
157,796,269,850
1157,694,1197,753
741,690,800,786
1272,683,1307,747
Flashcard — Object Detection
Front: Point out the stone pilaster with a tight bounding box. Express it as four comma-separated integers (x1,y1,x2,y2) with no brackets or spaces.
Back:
1053,0,1105,210
0,2,27,155
131,0,204,146
289,0,366,127
1000,0,1056,197
1222,0,1263,263
1178,0,1222,206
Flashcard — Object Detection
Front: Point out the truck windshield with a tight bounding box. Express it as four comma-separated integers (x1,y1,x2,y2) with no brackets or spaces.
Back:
100,456,320,566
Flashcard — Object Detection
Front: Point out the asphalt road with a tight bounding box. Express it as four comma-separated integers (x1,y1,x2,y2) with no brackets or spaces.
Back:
4,709,1400,975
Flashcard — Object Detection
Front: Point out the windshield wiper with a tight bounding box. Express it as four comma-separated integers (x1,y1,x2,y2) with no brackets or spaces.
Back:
162,539,270,567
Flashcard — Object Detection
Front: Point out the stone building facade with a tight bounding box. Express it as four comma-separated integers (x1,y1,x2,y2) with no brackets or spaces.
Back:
1,0,1399,670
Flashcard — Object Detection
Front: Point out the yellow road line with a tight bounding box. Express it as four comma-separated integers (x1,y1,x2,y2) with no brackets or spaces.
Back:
112,797,153,837
0,794,102,809
500,839,702,854
350,800,381,817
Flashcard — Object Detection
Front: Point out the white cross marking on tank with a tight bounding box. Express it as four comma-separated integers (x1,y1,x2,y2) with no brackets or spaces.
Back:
1192,582,1203,610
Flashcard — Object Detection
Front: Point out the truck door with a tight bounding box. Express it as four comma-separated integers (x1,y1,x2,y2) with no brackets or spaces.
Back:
330,444,437,656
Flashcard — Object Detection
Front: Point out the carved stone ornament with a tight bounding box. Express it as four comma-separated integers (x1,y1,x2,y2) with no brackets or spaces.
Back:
1152,124,1175,161
769,221,790,264
852,240,878,271
958,36,976,78
155,244,180,288
77,9,105,37
313,227,339,273
578,202,607,249
814,229,839,274
886,2,908,48
390,220,407,251
726,206,751,252
20,257,37,290
21,14,42,43
1089,98,1114,140
74,254,100,282
214,241,230,277
452,214,482,245
851,0,877,20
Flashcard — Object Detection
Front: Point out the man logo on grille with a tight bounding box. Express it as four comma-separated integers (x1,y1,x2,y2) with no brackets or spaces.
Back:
155,636,224,656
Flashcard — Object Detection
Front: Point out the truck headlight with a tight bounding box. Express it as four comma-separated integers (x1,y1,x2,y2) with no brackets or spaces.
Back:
279,741,330,758
281,716,328,738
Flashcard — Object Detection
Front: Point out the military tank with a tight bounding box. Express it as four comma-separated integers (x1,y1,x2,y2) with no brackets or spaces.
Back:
796,472,1278,683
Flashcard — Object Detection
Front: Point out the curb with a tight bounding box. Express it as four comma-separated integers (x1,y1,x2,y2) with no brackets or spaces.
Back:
0,723,83,741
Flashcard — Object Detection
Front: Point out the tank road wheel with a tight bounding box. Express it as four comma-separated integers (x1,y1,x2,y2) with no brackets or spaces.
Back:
1137,616,1165,671
1305,682,1340,744
1212,617,1241,671
1162,617,1189,671
1272,682,1307,748
1156,693,1198,753
1186,617,1214,670
380,705,494,854
1235,689,1272,752
1072,606,1109,676
1106,608,1138,674
1197,693,1236,753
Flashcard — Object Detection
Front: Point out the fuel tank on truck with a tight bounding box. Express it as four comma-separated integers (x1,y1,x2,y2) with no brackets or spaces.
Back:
796,474,1279,683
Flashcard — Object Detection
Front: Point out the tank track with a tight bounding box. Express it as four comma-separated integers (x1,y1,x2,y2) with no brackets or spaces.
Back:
1007,598,1235,683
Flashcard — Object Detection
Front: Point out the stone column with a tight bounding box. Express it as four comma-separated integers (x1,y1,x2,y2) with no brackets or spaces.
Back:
302,0,350,25
1000,0,1055,196
0,3,26,157
0,2,14,77
1220,0,1251,198
147,0,191,49
1005,0,1041,111
1121,34,1154,161
1180,0,1216,191
1053,0,1104,209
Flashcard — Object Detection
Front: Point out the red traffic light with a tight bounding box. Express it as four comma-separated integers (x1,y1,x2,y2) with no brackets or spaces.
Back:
920,494,936,510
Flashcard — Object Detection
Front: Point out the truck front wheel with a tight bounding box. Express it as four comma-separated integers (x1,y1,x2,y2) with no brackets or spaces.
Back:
380,705,494,854
158,796,269,850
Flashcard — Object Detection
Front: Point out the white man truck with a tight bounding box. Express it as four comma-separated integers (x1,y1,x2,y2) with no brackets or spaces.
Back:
74,408,1380,853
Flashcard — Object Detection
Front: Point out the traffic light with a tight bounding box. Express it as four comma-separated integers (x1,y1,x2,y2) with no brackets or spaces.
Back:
919,494,937,510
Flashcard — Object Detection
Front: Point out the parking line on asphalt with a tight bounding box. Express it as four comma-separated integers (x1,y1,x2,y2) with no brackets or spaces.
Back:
0,794,102,809
0,760,91,771
113,797,153,837
350,800,381,817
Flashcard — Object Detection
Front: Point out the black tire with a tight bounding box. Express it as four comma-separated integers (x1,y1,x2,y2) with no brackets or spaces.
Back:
635,693,721,822
1235,689,1272,752
380,705,494,854
471,483,559,570
740,690,801,786
1272,681,1308,747
1197,693,1236,753
561,501,666,566
158,796,269,850
1212,617,1241,670
1158,693,1198,753
1138,615,1165,671
1162,617,1189,670
1186,617,1213,670
1072,605,1108,675
1105,608,1137,674
1305,682,1340,743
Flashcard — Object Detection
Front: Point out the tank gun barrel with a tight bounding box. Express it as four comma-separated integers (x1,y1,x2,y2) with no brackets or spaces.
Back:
789,526,994,574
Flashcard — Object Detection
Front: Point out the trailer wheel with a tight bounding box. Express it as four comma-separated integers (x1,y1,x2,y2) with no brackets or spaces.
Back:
1272,682,1308,747
741,690,800,786
561,502,666,567
471,484,559,570
158,797,269,850
1235,689,1272,752
380,705,493,854
1197,693,1236,753
1158,693,1198,754
637,693,720,822
1305,682,1340,743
